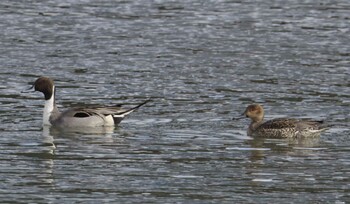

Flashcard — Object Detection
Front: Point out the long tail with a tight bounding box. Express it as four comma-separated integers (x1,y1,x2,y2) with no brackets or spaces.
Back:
115,98,151,117
314,120,332,132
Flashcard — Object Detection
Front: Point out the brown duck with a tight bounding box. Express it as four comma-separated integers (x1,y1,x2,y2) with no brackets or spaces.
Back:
240,104,328,138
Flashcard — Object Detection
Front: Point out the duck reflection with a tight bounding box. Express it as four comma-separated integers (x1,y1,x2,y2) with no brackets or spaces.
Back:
48,125,115,136
45,124,133,147
247,136,321,161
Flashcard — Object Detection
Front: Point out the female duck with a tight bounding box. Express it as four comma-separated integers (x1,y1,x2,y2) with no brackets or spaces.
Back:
241,104,328,138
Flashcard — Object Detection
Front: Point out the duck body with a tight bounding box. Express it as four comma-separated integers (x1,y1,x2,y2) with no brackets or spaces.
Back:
243,104,328,138
248,118,327,138
31,76,149,127
49,107,124,127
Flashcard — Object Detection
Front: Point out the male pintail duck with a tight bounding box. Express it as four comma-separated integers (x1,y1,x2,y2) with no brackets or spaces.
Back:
28,76,150,127
237,104,328,138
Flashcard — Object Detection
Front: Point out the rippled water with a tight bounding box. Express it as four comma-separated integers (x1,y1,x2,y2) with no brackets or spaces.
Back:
0,0,349,203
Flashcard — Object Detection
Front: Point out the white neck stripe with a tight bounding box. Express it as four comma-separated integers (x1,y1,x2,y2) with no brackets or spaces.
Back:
43,86,55,126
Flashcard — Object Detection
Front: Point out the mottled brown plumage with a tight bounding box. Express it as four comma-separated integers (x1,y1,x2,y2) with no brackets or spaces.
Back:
243,104,328,138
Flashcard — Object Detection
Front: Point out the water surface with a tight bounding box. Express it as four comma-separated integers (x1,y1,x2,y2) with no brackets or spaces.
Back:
0,0,349,203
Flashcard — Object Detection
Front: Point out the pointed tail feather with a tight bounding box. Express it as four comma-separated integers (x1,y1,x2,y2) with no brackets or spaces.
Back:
318,126,331,132
315,121,332,133
113,98,151,118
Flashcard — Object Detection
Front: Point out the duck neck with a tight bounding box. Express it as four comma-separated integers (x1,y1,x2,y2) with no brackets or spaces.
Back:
248,119,264,136
43,86,58,126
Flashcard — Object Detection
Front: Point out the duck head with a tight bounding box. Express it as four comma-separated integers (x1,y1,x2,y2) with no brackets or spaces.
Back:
243,104,264,123
33,77,55,100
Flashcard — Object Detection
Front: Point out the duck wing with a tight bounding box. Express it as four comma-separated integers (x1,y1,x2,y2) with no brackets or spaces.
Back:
257,118,326,132
61,99,151,118
257,118,299,129
60,107,108,118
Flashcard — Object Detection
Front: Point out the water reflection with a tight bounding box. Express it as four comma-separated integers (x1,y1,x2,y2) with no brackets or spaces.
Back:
249,137,321,149
247,137,320,152
46,125,126,149
48,125,115,136
246,136,322,161
7,127,56,195
0,0,349,202
39,127,55,189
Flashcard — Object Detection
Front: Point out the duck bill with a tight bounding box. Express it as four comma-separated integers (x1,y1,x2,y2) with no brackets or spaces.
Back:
21,85,36,93
232,113,246,120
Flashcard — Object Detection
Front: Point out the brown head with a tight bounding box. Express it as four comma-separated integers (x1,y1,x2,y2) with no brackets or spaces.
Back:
244,104,264,122
33,77,55,100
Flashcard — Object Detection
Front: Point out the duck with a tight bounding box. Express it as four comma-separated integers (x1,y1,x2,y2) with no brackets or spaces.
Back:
238,104,328,138
28,76,150,127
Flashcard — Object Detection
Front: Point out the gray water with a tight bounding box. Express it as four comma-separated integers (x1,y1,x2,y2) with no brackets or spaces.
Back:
0,0,349,203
